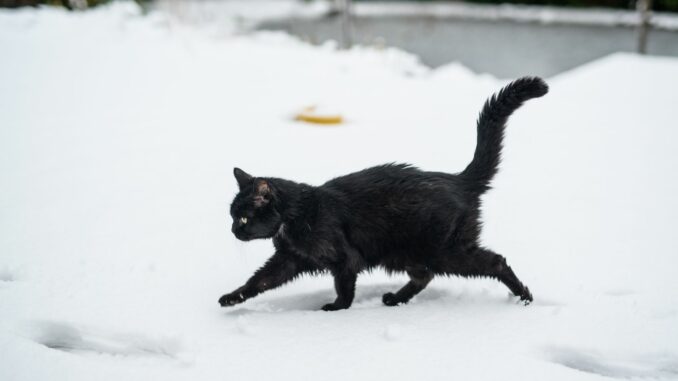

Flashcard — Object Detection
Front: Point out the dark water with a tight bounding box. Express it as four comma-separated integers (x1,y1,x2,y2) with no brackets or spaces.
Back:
259,16,678,77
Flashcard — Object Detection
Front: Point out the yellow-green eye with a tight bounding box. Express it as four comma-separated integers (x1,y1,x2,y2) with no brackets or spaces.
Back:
239,217,248,225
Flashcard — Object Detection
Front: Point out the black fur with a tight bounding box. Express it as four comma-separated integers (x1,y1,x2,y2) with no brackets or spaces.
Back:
219,77,548,311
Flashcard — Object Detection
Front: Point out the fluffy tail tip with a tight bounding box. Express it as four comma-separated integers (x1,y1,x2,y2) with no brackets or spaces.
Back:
513,76,549,99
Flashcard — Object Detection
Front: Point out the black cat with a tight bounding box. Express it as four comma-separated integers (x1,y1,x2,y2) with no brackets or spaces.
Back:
219,77,547,311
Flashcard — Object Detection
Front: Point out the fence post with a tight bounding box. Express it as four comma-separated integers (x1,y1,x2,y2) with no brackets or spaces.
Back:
637,0,653,54
340,0,353,49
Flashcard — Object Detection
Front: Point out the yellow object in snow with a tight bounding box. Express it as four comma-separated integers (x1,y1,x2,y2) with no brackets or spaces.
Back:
295,106,343,125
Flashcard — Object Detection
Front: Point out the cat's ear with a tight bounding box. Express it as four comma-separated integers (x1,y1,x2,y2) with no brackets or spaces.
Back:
253,179,272,207
233,167,253,190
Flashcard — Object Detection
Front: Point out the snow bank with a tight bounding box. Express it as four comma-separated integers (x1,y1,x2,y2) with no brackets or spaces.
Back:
1,3,677,381
153,0,331,34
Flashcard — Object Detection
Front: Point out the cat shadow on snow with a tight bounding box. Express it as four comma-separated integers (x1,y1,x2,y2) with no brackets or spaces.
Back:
221,283,517,315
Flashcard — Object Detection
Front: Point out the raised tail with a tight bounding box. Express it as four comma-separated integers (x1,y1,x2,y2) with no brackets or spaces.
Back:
460,76,548,193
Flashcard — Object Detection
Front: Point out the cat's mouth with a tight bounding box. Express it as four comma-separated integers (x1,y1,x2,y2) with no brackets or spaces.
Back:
234,232,253,242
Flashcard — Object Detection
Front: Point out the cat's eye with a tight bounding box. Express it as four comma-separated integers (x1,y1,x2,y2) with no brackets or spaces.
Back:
239,217,248,225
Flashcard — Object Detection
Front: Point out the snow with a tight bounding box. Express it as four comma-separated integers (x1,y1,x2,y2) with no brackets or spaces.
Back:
154,0,331,34
1,2,678,381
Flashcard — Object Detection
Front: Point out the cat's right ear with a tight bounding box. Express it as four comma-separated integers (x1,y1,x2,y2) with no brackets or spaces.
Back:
233,167,253,190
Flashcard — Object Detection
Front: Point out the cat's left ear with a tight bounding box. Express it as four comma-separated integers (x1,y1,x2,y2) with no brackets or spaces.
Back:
234,167,253,190
253,179,272,207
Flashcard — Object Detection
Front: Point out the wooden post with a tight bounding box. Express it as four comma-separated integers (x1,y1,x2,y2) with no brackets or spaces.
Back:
637,0,653,54
340,0,353,50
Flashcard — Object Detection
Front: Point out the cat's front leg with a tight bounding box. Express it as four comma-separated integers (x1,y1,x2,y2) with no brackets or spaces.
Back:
219,252,309,307
218,285,249,306
321,270,357,311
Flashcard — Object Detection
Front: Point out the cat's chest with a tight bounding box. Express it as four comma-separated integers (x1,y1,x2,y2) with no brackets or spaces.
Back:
274,228,336,267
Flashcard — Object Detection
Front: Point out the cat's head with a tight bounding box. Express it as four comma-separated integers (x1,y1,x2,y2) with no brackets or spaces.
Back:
229,168,282,241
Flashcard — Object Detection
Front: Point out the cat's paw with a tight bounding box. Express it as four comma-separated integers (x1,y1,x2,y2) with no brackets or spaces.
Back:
382,292,402,307
520,287,533,305
320,302,350,311
218,292,245,307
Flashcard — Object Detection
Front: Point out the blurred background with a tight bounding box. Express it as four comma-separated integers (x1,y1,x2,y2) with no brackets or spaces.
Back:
2,0,677,77
2,1,678,380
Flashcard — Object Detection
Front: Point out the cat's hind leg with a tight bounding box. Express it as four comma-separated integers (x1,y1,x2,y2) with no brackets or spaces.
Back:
449,248,533,304
382,267,434,306
321,270,357,311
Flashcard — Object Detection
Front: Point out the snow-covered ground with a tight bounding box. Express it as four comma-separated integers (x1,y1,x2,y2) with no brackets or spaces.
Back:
1,2,677,380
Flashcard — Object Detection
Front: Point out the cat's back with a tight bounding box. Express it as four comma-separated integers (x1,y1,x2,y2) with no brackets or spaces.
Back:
322,163,468,210
318,164,473,260
324,163,421,188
